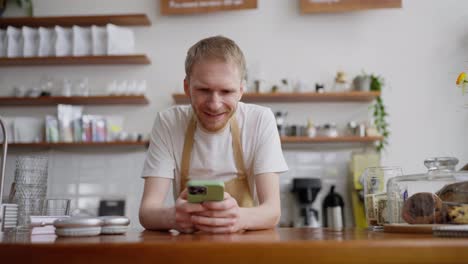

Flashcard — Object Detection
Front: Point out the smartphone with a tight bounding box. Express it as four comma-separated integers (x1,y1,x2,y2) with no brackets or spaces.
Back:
187,180,224,203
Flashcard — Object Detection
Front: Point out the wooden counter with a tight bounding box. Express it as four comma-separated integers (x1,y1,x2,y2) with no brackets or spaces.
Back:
1,228,467,264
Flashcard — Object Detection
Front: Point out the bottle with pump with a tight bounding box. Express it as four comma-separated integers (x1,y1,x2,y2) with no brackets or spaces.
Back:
322,185,345,231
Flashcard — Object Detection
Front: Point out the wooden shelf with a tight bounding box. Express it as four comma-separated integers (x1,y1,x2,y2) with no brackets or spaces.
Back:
0,95,149,106
10,141,149,148
281,136,383,143
300,0,402,13
173,91,380,104
0,14,151,28
0,55,151,66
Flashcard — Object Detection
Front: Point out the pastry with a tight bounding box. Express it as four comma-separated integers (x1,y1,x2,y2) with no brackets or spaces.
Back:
444,203,468,224
436,181,468,203
402,192,443,224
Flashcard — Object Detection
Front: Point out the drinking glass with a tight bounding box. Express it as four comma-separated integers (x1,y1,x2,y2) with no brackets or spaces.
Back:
43,199,71,216
363,166,403,231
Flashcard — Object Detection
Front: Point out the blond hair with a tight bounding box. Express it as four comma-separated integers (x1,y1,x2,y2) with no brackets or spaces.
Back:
185,35,246,82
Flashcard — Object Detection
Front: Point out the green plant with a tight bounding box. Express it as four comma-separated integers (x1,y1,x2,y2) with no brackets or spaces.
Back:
370,74,389,152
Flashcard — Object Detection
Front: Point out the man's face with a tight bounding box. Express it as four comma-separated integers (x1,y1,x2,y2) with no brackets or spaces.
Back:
184,59,243,132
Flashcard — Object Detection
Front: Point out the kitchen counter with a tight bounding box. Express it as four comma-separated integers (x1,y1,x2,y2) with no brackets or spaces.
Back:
1,228,467,264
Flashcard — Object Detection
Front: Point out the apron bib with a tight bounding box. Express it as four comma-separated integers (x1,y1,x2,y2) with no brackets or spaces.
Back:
179,114,254,208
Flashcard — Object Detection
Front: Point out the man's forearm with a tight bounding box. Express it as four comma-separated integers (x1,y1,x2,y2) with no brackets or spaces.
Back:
139,206,176,231
240,203,281,230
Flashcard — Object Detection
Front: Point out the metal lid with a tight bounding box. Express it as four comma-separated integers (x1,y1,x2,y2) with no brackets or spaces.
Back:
98,216,130,226
53,217,103,228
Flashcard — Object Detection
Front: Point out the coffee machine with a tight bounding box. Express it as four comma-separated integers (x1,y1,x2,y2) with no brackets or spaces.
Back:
291,178,322,228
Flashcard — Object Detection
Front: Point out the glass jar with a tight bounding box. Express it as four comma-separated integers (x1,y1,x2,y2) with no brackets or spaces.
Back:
386,157,468,225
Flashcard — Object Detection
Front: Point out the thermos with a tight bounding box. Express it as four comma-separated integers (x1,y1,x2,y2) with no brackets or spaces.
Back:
322,185,345,231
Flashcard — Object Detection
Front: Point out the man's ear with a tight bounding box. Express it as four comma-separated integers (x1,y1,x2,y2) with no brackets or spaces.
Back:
184,78,190,96
239,79,245,101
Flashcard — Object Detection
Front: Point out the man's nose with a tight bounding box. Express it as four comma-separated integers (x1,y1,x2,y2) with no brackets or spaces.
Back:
206,92,222,109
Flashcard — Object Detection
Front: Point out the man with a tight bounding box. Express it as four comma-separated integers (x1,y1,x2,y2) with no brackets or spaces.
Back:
139,36,288,234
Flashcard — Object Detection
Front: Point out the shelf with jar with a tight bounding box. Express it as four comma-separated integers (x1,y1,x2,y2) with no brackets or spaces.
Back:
172,91,381,104
280,136,383,144
0,14,151,28
0,95,149,106
0,14,151,65
9,141,149,148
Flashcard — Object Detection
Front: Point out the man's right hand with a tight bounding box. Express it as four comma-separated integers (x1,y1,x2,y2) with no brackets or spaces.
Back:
174,189,205,233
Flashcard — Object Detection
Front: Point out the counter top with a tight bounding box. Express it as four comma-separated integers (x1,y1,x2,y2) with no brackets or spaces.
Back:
1,228,467,264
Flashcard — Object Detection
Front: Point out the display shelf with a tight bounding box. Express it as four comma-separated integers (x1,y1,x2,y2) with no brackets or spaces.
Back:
10,141,149,148
0,55,151,66
173,91,380,104
0,14,151,28
281,136,383,144
0,95,149,106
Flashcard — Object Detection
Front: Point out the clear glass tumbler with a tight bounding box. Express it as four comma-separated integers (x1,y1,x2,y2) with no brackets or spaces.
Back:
43,198,71,216
363,166,403,231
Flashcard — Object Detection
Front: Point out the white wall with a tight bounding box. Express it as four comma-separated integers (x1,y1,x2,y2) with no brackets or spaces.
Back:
1,0,468,227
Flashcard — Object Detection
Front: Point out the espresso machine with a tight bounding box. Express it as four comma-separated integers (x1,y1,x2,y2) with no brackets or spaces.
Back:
291,178,322,228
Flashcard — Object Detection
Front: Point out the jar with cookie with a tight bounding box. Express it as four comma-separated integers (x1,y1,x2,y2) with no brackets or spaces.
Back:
386,157,468,226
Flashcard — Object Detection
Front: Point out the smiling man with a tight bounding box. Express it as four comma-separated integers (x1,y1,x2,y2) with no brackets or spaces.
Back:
139,36,288,233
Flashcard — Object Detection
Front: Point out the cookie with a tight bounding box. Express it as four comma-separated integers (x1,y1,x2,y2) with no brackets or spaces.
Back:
402,192,443,224
445,203,468,224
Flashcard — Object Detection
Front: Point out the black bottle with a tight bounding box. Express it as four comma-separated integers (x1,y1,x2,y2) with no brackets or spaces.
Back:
322,185,345,231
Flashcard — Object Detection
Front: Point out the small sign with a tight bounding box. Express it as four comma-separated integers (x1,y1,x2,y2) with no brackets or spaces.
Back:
300,0,402,13
160,0,257,15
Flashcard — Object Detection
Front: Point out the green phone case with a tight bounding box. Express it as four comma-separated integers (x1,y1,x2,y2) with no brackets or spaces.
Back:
187,180,224,203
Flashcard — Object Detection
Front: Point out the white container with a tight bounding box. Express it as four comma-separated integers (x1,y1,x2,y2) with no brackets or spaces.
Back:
22,26,39,57
91,25,107,55
72,25,92,56
55,26,73,56
6,26,23,58
107,24,134,55
38,27,55,57
0,29,6,57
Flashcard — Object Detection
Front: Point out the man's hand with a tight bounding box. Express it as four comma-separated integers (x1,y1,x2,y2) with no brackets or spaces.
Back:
174,189,205,233
191,192,245,234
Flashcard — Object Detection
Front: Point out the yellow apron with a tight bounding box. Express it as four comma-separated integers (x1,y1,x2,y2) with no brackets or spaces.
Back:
179,114,254,208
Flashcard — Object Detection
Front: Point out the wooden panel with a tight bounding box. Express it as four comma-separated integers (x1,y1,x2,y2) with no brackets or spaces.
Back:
161,0,257,15
10,141,149,148
0,95,149,106
0,55,151,66
173,91,380,104
0,14,151,28
300,0,402,13
281,136,383,143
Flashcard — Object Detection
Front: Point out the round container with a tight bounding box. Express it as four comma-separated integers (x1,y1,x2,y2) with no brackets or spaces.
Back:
386,157,468,226
53,217,103,237
99,216,130,235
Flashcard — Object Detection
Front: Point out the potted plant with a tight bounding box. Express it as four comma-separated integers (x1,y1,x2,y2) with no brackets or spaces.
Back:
370,74,389,152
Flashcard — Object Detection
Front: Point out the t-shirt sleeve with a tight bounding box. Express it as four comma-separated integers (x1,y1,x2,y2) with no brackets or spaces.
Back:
252,108,289,176
141,112,175,179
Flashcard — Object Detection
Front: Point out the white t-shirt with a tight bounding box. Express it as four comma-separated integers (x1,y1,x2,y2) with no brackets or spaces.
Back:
141,102,288,199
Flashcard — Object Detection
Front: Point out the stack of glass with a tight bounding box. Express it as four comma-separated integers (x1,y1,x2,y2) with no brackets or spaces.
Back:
13,155,48,230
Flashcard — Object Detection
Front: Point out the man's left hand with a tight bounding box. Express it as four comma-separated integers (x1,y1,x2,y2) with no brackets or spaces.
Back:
191,192,245,233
